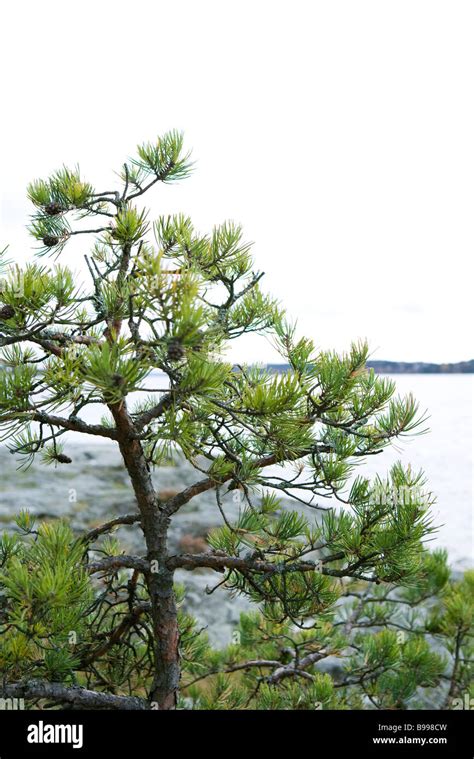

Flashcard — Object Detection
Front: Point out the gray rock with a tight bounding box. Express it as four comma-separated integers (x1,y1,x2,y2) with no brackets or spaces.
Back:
0,443,251,646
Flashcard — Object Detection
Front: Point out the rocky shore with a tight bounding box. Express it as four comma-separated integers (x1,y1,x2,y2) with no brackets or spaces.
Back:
0,442,469,657
0,443,254,647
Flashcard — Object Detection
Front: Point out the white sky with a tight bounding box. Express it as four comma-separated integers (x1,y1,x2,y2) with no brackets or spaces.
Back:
1,0,473,364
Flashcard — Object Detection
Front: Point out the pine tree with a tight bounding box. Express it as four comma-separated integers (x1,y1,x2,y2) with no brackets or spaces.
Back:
0,133,471,710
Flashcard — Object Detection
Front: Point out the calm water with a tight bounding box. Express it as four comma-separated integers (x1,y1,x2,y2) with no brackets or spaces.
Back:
360,375,473,567
63,373,474,567
268,375,473,568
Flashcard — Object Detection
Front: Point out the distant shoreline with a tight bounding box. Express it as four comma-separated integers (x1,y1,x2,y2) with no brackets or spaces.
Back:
267,359,474,374
1,359,473,375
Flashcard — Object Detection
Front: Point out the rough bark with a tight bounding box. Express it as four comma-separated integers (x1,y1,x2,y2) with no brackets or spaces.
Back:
82,513,142,543
1,680,146,710
109,400,180,710
87,555,149,574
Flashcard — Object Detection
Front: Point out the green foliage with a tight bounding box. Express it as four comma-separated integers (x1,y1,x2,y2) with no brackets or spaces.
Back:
0,521,91,683
0,510,470,710
131,130,193,183
0,363,37,411
0,132,470,711
28,166,93,210
110,206,149,245
81,340,150,403
179,552,472,710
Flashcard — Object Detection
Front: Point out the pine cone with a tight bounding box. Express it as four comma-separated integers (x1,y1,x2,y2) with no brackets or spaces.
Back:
56,453,72,464
111,373,126,387
137,345,157,363
167,340,186,362
42,235,59,247
44,202,64,216
0,304,15,320
192,329,205,352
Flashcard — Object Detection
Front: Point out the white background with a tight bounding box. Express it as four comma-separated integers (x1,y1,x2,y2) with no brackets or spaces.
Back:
1,0,473,363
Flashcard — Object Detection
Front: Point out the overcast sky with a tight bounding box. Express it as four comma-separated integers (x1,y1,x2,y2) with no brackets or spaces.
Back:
1,0,472,364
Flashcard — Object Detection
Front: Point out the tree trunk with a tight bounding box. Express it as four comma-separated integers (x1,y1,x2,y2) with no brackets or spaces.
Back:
147,565,180,709
109,402,180,709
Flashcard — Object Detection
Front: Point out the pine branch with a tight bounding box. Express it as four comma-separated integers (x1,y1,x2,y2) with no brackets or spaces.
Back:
82,513,142,543
167,551,315,574
134,392,175,430
185,650,329,688
167,551,377,583
164,446,333,517
87,555,149,575
1,680,146,710
80,602,151,666
30,411,119,440
266,650,328,684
